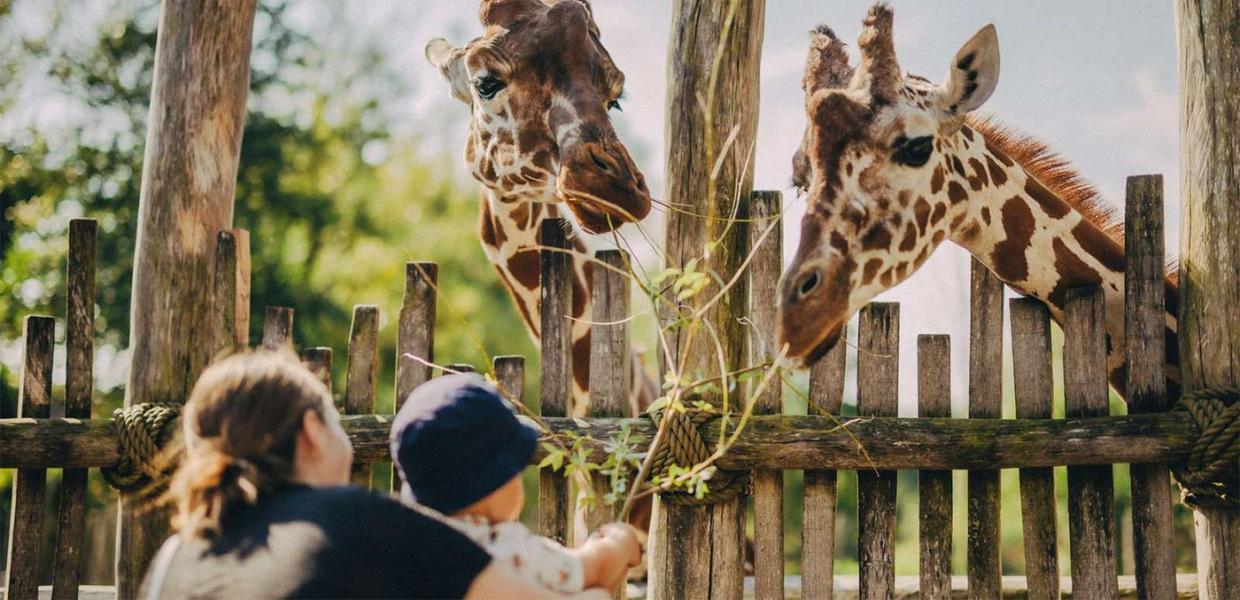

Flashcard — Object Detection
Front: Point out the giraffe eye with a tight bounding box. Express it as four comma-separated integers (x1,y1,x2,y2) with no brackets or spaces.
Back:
607,99,622,112
476,76,505,100
798,271,821,296
892,136,934,167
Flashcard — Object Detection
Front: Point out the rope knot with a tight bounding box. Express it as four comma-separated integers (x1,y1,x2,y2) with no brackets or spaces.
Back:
102,402,182,493
644,402,748,505
1173,387,1239,509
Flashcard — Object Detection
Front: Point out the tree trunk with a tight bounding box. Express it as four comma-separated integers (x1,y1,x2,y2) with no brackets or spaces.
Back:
1175,1,1240,598
652,1,764,598
117,0,256,595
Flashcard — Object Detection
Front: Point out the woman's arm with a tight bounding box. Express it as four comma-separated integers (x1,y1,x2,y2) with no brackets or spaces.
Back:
466,563,612,600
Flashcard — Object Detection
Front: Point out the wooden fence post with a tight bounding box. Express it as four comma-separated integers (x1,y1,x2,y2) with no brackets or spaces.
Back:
653,1,765,597
301,347,334,401
1009,299,1060,600
1124,175,1177,598
51,219,96,599
4,316,54,600
588,249,630,534
212,229,251,353
917,335,952,600
967,259,1004,598
397,262,437,414
749,191,784,599
1063,286,1118,597
539,219,573,545
803,342,846,600
1175,1,1240,597
346,305,379,489
261,306,294,351
118,1,257,592
856,303,899,599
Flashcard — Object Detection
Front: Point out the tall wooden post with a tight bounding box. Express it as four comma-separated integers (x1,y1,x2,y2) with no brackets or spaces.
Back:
651,2,764,598
1175,1,1240,598
117,0,257,595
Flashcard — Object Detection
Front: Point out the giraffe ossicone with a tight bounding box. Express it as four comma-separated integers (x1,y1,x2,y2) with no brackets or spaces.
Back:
779,3,1179,400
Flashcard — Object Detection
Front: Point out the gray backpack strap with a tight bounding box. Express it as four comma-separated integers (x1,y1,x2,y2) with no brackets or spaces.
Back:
144,535,183,600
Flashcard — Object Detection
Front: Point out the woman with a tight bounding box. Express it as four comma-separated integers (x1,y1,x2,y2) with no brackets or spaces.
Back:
143,351,608,599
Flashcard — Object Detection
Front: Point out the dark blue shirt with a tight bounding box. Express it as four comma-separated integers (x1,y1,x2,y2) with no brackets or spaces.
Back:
142,485,491,599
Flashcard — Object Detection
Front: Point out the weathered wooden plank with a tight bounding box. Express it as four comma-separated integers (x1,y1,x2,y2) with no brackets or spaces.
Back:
5,316,54,600
345,305,379,489
1063,287,1118,597
51,219,95,599
857,303,898,599
261,306,294,351
1009,298,1060,600
397,262,437,414
749,190,784,600
539,219,572,546
212,228,251,353
803,341,846,600
300,347,333,398
967,259,1003,599
446,363,476,374
1123,174,1178,599
1175,2,1240,596
494,356,526,407
1,413,1204,472
918,335,952,600
588,250,630,534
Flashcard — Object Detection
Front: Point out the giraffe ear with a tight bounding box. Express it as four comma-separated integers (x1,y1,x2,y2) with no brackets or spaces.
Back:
938,24,1000,123
425,38,471,104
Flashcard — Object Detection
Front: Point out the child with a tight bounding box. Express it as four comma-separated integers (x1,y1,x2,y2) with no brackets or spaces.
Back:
391,373,642,594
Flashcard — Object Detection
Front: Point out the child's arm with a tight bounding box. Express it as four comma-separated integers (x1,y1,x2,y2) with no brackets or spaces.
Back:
571,523,643,591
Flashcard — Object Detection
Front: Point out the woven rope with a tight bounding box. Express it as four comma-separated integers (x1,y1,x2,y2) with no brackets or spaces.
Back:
1173,387,1239,509
644,407,748,505
101,402,181,492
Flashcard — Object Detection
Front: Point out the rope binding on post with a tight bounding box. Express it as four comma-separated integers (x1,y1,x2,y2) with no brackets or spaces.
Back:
1172,386,1239,509
643,402,748,505
101,402,182,493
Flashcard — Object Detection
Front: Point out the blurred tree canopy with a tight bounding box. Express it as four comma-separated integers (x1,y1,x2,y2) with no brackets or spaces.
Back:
1,0,537,419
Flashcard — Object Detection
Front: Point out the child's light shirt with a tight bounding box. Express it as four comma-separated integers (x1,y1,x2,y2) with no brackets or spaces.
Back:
446,514,585,594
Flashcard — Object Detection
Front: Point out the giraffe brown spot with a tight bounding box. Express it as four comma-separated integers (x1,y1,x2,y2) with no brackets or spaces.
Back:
949,213,966,230
966,157,989,190
830,231,849,253
959,222,982,242
898,225,917,252
1024,177,1070,219
496,128,514,145
572,331,591,397
1047,238,1104,308
990,196,1035,282
947,181,968,204
930,165,945,194
980,206,991,225
985,139,1015,167
880,268,895,287
914,245,932,267
1071,221,1125,274
508,249,541,290
930,203,946,226
960,126,974,141
914,197,931,233
861,225,892,251
951,156,966,177
493,215,509,246
931,230,946,245
480,159,496,181
985,156,1008,186
510,202,530,226
862,258,883,285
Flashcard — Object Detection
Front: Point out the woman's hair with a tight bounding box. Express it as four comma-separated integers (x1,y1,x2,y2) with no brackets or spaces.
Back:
164,351,334,537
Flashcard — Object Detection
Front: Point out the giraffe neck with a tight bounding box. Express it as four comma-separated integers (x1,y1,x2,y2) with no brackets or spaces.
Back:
939,126,1180,398
478,186,610,417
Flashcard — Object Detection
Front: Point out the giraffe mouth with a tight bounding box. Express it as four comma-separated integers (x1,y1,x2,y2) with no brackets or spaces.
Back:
562,193,632,234
790,321,845,368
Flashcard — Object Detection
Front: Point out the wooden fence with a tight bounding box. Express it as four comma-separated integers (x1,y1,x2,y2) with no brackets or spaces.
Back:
1,173,1222,598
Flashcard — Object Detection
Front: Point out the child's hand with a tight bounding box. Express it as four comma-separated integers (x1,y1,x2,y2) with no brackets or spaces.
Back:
596,523,642,568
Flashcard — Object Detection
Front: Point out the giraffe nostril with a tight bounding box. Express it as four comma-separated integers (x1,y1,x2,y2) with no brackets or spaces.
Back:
799,271,821,297
588,145,617,175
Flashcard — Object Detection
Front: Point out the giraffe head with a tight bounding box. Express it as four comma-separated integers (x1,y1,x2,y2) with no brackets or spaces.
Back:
426,0,651,233
779,5,1000,364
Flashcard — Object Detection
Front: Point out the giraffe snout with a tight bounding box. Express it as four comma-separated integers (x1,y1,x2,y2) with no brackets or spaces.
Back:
558,141,652,232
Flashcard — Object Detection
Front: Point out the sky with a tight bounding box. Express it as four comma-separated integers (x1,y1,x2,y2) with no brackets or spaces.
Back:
6,1,1184,413
369,0,1182,414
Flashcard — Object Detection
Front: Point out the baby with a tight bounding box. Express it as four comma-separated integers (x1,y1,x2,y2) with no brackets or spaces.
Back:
391,373,642,594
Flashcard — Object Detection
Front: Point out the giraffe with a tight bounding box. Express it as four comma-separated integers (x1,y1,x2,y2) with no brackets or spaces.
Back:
778,4,1179,400
425,0,658,418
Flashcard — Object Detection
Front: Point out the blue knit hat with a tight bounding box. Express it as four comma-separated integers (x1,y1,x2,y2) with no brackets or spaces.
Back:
390,373,538,515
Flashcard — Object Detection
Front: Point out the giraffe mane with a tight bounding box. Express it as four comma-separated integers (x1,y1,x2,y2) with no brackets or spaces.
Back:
967,115,1179,285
